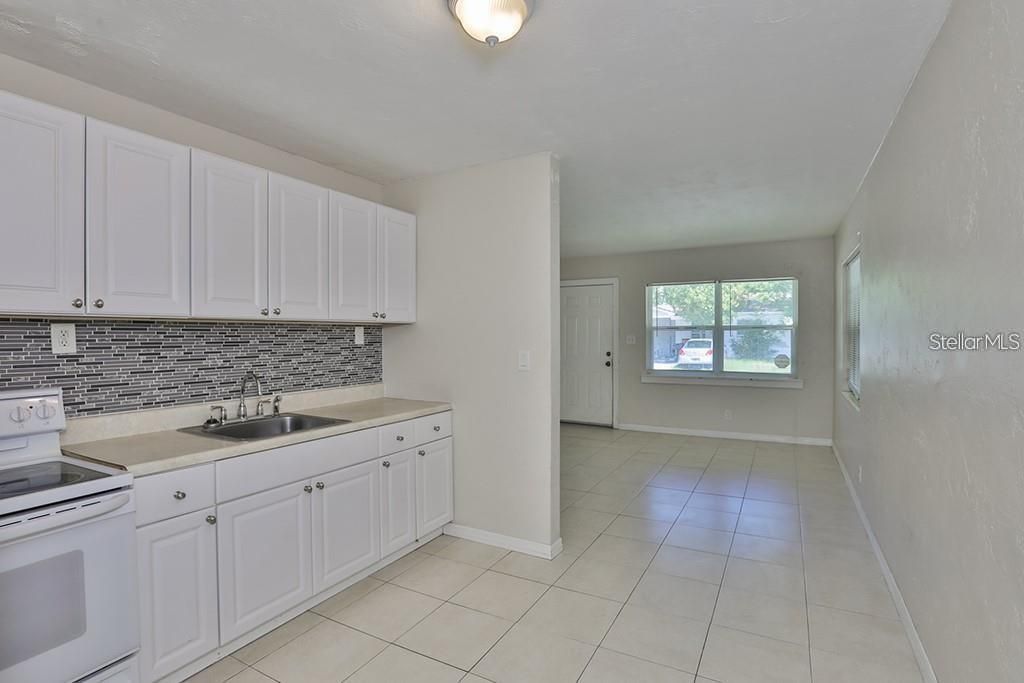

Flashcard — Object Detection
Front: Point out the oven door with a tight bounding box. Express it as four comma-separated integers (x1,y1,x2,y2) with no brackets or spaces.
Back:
0,490,139,683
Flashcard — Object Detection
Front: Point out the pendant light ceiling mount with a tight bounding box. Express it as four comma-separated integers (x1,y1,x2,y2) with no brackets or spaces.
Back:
448,0,533,47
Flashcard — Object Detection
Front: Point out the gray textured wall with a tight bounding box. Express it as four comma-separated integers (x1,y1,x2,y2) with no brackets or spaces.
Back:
834,1,1022,679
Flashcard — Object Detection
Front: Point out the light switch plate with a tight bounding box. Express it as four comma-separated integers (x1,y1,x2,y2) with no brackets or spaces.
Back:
354,326,365,345
517,350,531,371
51,323,77,355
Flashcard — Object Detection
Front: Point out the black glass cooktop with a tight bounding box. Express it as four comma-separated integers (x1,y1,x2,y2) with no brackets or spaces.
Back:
0,461,110,499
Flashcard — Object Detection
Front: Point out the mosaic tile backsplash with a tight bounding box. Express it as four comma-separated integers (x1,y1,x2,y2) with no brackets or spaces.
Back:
0,318,382,417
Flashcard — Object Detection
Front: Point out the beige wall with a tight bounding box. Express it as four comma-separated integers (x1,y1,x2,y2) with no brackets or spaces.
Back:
562,237,834,442
0,54,382,201
383,153,561,550
833,1,1023,679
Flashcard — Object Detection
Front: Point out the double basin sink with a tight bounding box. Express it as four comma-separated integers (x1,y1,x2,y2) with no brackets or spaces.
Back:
181,413,351,441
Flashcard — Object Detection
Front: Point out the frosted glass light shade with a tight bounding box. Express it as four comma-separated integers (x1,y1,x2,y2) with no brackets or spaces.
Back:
449,0,531,46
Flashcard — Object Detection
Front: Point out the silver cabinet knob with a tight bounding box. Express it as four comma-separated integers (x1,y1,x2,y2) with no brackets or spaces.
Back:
372,312,380,318
315,481,325,490
418,450,426,456
206,515,217,525
71,298,84,309
380,312,387,320
260,308,269,316
93,298,104,309
304,484,313,493
396,435,404,441
273,308,281,315
382,461,391,468
173,490,187,500
433,425,441,432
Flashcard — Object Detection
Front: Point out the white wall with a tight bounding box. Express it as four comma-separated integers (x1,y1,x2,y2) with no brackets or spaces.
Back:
0,53,382,201
562,237,834,442
833,1,1023,679
383,153,561,551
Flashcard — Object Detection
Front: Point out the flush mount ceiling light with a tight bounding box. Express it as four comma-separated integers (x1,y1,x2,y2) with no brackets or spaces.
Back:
448,0,533,47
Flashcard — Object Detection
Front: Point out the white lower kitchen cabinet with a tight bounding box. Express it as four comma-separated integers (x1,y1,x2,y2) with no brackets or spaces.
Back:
380,449,418,556
137,508,219,683
416,438,454,538
217,481,313,644
312,460,381,593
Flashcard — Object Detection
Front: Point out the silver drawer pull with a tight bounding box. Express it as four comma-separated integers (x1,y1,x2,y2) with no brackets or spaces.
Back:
433,425,441,432
382,461,391,468
315,481,325,490
396,435,405,441
173,490,187,500
418,450,426,456
304,484,313,493
206,515,217,525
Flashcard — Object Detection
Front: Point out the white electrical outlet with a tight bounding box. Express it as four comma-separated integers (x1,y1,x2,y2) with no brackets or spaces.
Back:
51,323,77,355
625,335,637,345
354,326,365,345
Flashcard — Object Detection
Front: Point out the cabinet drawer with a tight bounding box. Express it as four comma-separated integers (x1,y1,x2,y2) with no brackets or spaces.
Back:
379,420,416,455
135,464,215,526
414,411,452,444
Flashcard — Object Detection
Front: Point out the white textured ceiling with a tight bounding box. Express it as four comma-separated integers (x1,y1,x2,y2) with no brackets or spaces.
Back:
0,0,950,257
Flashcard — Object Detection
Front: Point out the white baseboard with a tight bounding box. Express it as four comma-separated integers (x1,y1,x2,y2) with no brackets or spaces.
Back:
443,523,562,560
832,445,937,683
616,422,833,447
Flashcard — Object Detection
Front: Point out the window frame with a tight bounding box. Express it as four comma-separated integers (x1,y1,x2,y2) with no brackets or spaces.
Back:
644,277,799,381
843,249,862,400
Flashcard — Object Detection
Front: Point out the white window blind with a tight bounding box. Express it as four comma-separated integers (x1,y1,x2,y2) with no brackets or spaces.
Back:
845,252,861,397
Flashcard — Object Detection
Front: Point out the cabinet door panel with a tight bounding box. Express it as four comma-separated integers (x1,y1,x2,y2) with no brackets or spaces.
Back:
87,120,190,316
137,508,218,683
416,438,454,538
0,92,85,314
191,151,268,319
380,450,417,556
269,174,329,320
312,460,381,592
378,207,416,323
329,192,378,321
217,482,312,643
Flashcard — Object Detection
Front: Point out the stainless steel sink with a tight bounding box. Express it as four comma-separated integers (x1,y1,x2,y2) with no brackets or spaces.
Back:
181,413,351,441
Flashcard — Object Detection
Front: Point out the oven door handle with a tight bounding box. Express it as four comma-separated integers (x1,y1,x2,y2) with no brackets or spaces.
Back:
0,492,131,545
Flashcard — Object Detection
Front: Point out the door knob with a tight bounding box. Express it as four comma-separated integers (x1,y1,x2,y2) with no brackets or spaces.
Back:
93,298,104,309
605,361,612,367
418,450,426,456
382,461,391,468
173,490,187,500
380,313,387,320
372,312,380,318
304,484,313,493
206,515,217,525
260,308,269,316
71,298,84,309
606,351,612,357
273,308,281,315
315,481,325,490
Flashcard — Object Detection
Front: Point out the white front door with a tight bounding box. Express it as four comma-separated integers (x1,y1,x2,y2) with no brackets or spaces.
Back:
561,283,615,426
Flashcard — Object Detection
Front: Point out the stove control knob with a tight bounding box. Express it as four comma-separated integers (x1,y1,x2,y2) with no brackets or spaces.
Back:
9,406,28,423
36,402,57,420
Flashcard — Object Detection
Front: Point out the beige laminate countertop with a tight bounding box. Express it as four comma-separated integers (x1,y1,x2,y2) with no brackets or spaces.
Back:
63,398,451,476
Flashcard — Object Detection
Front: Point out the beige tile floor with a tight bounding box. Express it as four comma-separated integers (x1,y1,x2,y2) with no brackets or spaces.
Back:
186,425,923,683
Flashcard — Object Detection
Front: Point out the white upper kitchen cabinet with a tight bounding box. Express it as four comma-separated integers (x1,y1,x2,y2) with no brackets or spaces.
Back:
416,438,454,539
191,150,269,319
380,449,417,556
217,480,313,644
329,192,378,321
378,207,417,323
86,120,190,317
0,92,85,315
269,173,329,320
137,508,218,683
312,460,381,593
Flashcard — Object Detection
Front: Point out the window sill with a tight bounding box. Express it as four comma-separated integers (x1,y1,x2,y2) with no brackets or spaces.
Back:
641,374,804,389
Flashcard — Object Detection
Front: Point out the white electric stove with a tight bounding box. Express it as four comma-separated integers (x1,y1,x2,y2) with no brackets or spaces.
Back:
0,388,140,683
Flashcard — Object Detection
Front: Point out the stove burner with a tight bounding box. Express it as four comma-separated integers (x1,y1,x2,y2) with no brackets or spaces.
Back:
0,461,110,499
